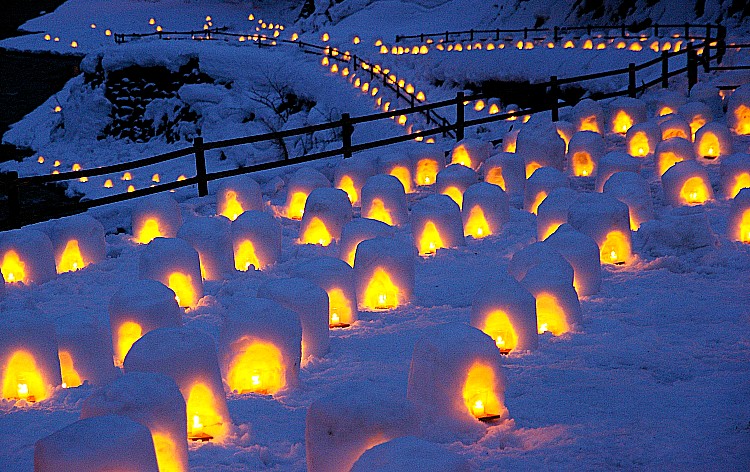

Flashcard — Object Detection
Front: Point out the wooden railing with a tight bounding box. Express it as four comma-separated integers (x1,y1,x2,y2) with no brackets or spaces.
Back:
0,29,739,230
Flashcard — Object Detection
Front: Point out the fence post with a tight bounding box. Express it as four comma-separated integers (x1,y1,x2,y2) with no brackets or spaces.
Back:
684,22,690,39
445,31,449,42
654,24,659,37
5,171,21,229
419,33,424,43
587,25,592,36
523,28,528,39
621,25,626,37
550,76,559,122
661,51,669,88
469,29,474,41
353,55,358,71
193,136,208,197
341,113,353,159
554,26,559,43
716,24,726,64
628,63,636,98
455,91,465,142
495,29,500,41
687,42,698,90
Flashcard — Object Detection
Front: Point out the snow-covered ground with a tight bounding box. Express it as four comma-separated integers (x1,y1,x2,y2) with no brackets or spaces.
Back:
1,1,750,471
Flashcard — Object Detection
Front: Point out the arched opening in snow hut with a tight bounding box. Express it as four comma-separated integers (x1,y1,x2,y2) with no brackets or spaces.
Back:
535,293,571,336
1,249,26,283
337,175,359,204
696,130,721,159
416,158,440,186
464,205,491,239
732,104,750,135
657,151,687,177
729,173,750,199
628,131,651,157
418,221,445,256
151,431,182,472
484,166,506,190
186,382,225,442
481,311,518,354
3,351,47,402
168,272,197,308
679,177,711,205
227,341,285,395
56,240,85,274
363,268,400,310
116,321,143,367
58,351,82,389
600,230,631,265
286,191,308,220
234,239,261,271
389,166,413,194
135,217,164,244
462,363,502,421
328,287,355,327
612,110,634,135
529,191,547,215
365,198,394,226
441,186,464,209
525,161,542,179
571,151,595,177
218,190,245,221
578,115,600,134
300,217,333,246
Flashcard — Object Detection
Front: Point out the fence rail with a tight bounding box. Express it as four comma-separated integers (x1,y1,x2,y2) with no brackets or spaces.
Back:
0,26,741,230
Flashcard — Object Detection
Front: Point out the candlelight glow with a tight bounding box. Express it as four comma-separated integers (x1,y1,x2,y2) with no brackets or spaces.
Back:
733,105,750,135
116,321,142,367
152,432,182,472
1,250,27,284
679,177,711,205
442,186,464,209
739,210,750,243
363,268,399,309
628,131,650,157
135,218,163,244
286,192,307,220
659,106,674,116
662,126,689,141
57,240,85,273
729,173,750,198
529,191,547,215
235,240,261,271
612,110,633,134
301,217,332,246
389,166,412,193
697,132,721,158
419,221,444,256
2,351,47,401
600,231,630,265
482,310,518,352
525,161,542,179
366,198,393,226
484,168,506,190
579,115,600,133
58,351,81,389
536,293,570,336
540,221,564,241
186,383,224,441
219,190,244,221
657,151,685,177
168,272,196,308
451,145,472,168
689,118,706,140
464,205,491,238
227,341,285,395
337,175,358,204
416,158,439,186
571,151,594,177
328,287,353,326
462,363,501,419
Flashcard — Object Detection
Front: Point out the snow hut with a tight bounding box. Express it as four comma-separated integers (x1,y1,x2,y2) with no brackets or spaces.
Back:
232,210,282,271
515,121,566,176
292,257,358,327
109,280,182,367
411,147,445,187
568,131,606,177
694,122,732,160
407,323,508,441
470,277,537,353
660,115,692,141
334,156,376,205
0,229,56,285
678,101,713,140
524,167,568,215
572,98,605,134
727,85,750,135
450,138,492,170
55,312,118,388
651,90,686,117
215,176,263,221
354,237,414,310
626,122,660,157
536,187,578,241
0,309,61,402
219,298,302,394
435,164,480,209
521,262,581,336
50,215,105,274
508,242,575,285
34,415,159,472
305,387,417,472
720,153,750,199
177,216,234,281
257,277,330,360
299,188,352,246
81,372,188,472
501,128,520,153
338,218,395,267
138,238,203,309
480,153,525,196
131,194,182,244
411,194,465,256
608,97,647,134
595,152,641,192
124,327,231,442
461,182,509,239
568,192,632,265
603,171,654,230
728,188,750,243
546,224,602,296
380,152,415,193
361,174,409,227
662,160,714,206
351,436,470,472
283,167,331,220
655,137,695,177
554,120,576,153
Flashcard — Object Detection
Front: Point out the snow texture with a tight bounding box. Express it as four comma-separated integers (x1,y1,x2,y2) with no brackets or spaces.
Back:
360,174,409,227
138,237,204,308
351,436,471,472
177,216,235,281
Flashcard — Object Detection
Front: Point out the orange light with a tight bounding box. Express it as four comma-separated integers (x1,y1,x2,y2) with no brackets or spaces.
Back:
583,39,593,49
739,209,750,243
482,310,518,352
152,432,183,472
58,351,82,389
186,383,224,441
659,106,674,116
363,268,399,309
104,179,113,188
115,321,142,367
168,272,196,308
228,341,285,395
219,190,244,221
442,186,464,209
564,40,575,48
540,221,564,241
418,221,444,256
732,105,750,135
57,239,85,273
536,293,570,336
464,205,491,238
629,42,642,51
579,115,600,133
366,198,393,225
662,126,688,141
135,218,162,244
474,100,485,112
529,191,547,215
679,177,710,205
730,173,750,198
2,351,47,401
337,175,358,204
463,363,502,419
416,159,439,186
451,144,472,168
628,131,650,157
235,240,261,271
689,118,706,140
286,191,307,220
697,132,720,158
657,151,684,177
389,166,412,193
300,217,332,246
600,231,630,265
122,172,132,181
571,151,594,177
1,250,27,284
525,161,542,179
484,167,506,190
612,110,633,134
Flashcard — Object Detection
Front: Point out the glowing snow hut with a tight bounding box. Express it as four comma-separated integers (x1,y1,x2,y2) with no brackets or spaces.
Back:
232,210,282,271
536,187,578,241
215,176,263,221
177,216,234,281
608,97,647,134
55,312,118,387
50,215,105,274
0,229,56,285
595,152,641,192
524,167,568,215
354,237,415,311
728,188,750,243
480,152,525,197
655,137,695,177
546,224,602,296
603,171,654,230
334,156,377,205
131,194,183,244
435,164,480,209
661,160,714,206
567,131,605,177
520,261,581,336
292,257,359,327
450,139,492,170
568,192,633,265
299,188,352,246
626,122,660,158
283,167,331,220
720,153,750,199
411,194,465,255
572,99,605,134
138,238,204,309
694,122,732,160
338,218,395,267
461,182,509,239
361,174,409,227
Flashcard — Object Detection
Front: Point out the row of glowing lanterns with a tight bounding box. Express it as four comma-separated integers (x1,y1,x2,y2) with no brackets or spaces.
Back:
35,157,188,190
